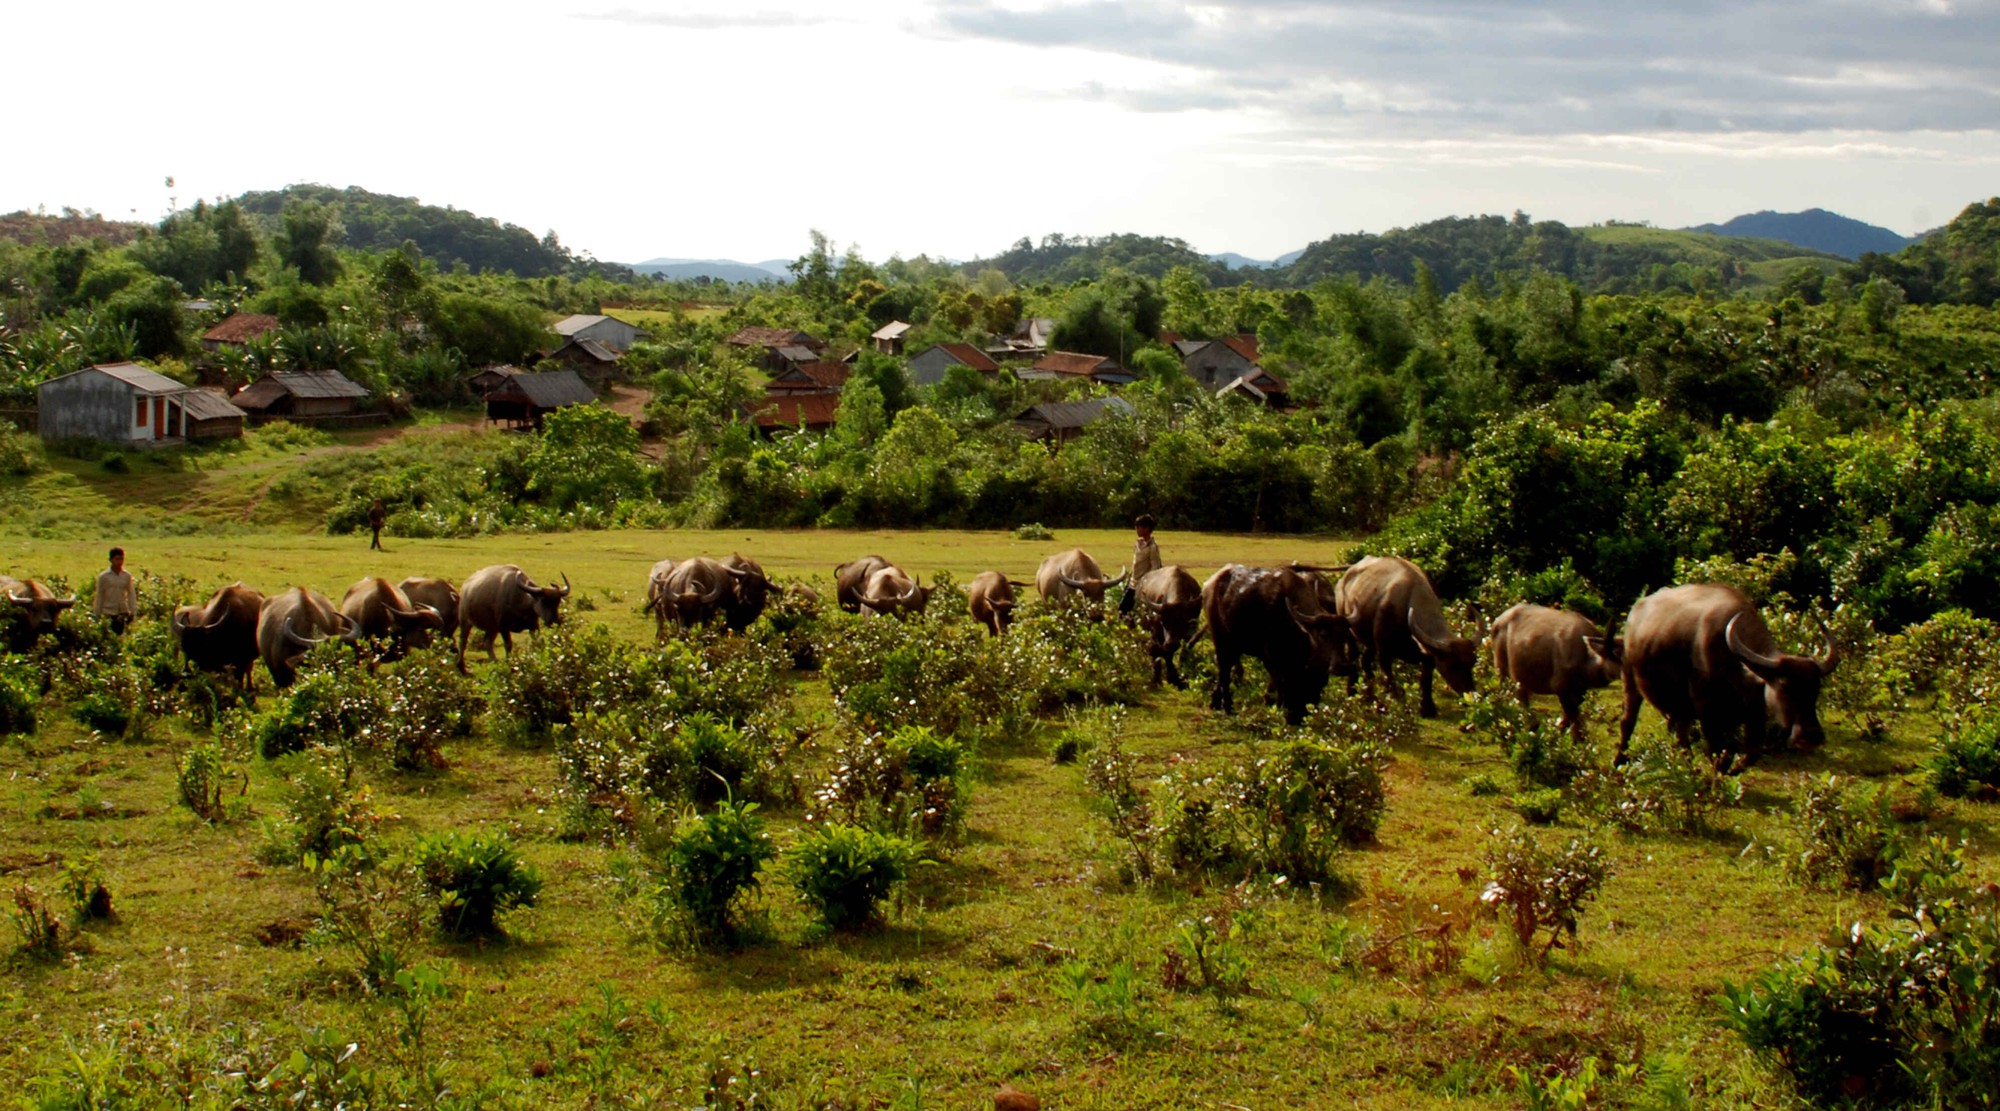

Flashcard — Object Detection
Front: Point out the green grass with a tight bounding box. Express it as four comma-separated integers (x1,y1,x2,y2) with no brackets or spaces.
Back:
0,527,1989,1107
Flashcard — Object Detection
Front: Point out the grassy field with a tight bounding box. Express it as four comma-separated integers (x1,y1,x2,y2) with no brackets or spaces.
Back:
0,524,1984,1108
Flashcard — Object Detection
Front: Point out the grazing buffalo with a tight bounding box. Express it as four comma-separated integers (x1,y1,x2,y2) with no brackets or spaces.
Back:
1203,564,1356,725
1617,583,1837,762
171,583,265,691
644,558,679,638
967,571,1028,636
663,555,778,633
1133,565,1202,688
851,561,934,618
339,577,446,657
1036,549,1126,603
256,586,358,689
834,556,892,614
1,575,76,641
1335,556,1479,718
458,565,569,666
1490,604,1622,739
397,578,460,638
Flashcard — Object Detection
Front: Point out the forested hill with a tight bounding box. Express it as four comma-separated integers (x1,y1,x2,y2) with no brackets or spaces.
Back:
1847,197,2000,307
964,216,1843,296
1690,208,1913,260
233,184,635,281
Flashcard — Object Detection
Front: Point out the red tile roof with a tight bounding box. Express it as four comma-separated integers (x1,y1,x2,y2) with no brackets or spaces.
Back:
1031,351,1112,376
743,392,841,428
938,343,999,372
201,313,281,344
1219,334,1261,362
727,325,820,349
765,361,850,391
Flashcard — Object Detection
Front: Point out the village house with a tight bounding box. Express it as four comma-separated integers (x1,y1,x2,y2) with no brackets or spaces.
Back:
741,392,841,435
870,320,912,355
727,325,825,373
986,316,1055,359
483,369,596,429
763,361,851,393
1022,351,1131,385
547,337,621,392
199,312,281,353
1172,334,1289,404
37,362,246,445
552,314,646,353
906,342,999,387
232,369,371,420
464,364,522,397
1013,396,1134,445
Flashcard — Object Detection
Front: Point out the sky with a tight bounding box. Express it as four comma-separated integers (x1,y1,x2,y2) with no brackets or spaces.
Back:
8,0,1998,266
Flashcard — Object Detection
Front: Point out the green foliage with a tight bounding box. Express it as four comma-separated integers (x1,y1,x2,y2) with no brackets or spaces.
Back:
1932,706,2000,799
659,799,775,944
1479,827,1610,966
783,823,917,932
306,845,425,991
413,830,543,939
260,753,383,865
0,656,36,736
1785,775,1898,891
1461,685,1592,790
1570,736,1742,835
1228,732,1391,881
811,726,970,844
250,665,371,759
0,420,41,475
9,884,64,961
176,741,240,824
526,404,650,512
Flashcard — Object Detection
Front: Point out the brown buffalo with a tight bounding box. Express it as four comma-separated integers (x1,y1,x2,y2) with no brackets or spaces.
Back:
1490,603,1622,739
834,555,892,613
171,582,265,691
1134,565,1202,688
457,564,569,667
256,586,359,689
851,561,934,618
644,558,679,638
398,578,460,637
1036,549,1126,603
1617,583,1837,762
1335,555,1478,718
663,554,778,632
1204,564,1356,725
1,575,76,642
967,571,1029,636
339,577,446,657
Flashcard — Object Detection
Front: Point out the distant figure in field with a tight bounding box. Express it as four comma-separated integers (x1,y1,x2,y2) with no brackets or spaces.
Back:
94,546,137,635
1121,513,1161,616
367,498,387,551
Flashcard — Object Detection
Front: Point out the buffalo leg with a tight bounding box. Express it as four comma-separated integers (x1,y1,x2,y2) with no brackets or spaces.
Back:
1418,657,1439,718
500,631,515,658
1616,669,1644,765
1557,691,1585,741
1211,645,1238,714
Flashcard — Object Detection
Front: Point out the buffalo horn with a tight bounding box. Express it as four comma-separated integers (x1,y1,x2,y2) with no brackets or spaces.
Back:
1288,562,1352,576
337,614,363,642
557,573,572,597
5,592,30,605
1107,566,1129,586
284,616,326,649
1407,606,1452,653
1724,613,1786,672
1813,614,1842,675
171,610,187,634
1059,572,1090,590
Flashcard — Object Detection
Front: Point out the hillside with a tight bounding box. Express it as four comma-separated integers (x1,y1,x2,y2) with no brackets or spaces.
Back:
0,209,146,249
1690,208,1912,260
630,257,788,283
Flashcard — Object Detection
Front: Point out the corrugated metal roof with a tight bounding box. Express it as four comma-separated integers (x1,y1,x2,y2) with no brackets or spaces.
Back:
767,361,850,391
268,370,370,399
1016,396,1134,430
773,344,818,363
494,370,596,409
1032,351,1113,376
555,338,620,363
871,321,912,340
73,362,188,394
728,326,819,349
465,364,522,382
936,343,999,372
178,389,247,421
553,314,610,335
201,313,281,344
743,392,840,427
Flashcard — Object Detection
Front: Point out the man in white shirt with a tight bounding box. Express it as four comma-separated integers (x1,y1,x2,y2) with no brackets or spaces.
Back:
93,547,138,635
1121,514,1161,615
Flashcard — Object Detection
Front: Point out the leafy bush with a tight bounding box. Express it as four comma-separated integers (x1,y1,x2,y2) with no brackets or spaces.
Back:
176,741,241,824
783,823,917,932
820,614,1014,739
1479,826,1610,966
9,885,64,961
260,754,384,865
1515,788,1563,824
414,830,543,939
659,799,775,944
1462,685,1592,790
1931,704,2000,799
1011,522,1055,541
60,856,112,923
0,656,36,736
1786,774,1899,891
1083,731,1158,881
0,420,41,475
1227,733,1390,881
307,845,425,991
810,725,970,844
487,623,643,747
249,661,373,759
373,647,481,770
1569,736,1742,835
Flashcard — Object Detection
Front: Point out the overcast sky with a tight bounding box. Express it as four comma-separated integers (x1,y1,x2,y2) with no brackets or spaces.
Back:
8,0,1997,266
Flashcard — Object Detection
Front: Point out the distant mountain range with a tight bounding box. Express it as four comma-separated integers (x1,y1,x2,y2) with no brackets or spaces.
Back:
1686,209,1914,260
628,257,791,283
1208,249,1306,270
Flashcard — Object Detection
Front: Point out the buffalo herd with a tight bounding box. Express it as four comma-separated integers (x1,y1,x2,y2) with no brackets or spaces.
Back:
2,544,1838,760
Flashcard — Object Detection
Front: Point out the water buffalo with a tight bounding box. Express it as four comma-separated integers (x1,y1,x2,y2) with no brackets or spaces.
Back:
1490,603,1622,739
1335,555,1478,718
1036,549,1126,603
834,556,892,613
171,582,265,691
1134,565,1202,688
1203,564,1356,725
458,564,569,667
718,554,777,631
644,558,679,638
663,555,778,632
967,571,1028,636
1617,583,1837,762
339,577,445,658
256,586,359,689
398,577,460,637
851,562,934,618
1,575,76,642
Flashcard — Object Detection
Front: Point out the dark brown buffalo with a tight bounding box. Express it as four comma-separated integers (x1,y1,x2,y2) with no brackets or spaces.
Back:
339,577,446,657
1617,583,1837,762
1134,565,1202,688
1203,564,1356,725
171,582,265,690
457,564,569,666
256,586,359,689
663,554,778,632
398,577,460,637
834,555,892,613
1334,555,1478,718
1036,549,1126,603
854,562,935,618
1490,603,1621,739
1,575,76,641
967,571,1028,636
644,558,679,638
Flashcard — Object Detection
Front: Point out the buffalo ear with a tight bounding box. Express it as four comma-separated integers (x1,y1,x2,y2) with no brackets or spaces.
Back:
1582,635,1622,664
53,599,77,611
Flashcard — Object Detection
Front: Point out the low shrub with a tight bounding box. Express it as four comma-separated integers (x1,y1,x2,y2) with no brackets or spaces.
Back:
659,799,775,944
176,740,241,824
1785,774,1898,891
414,830,543,939
260,753,385,865
373,647,481,770
487,624,643,747
810,725,970,844
1227,733,1390,881
306,845,425,991
1479,826,1610,966
60,856,113,923
1011,522,1055,541
9,885,64,961
751,587,824,670
0,656,36,736
1931,703,2000,799
1083,733,1158,881
1515,788,1563,824
1569,736,1743,835
249,664,373,760
1463,685,1592,790
783,823,917,932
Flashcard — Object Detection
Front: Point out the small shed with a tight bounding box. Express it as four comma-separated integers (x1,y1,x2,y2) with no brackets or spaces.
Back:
37,362,247,445
907,342,999,386
764,361,850,393
741,392,840,435
200,312,281,352
233,369,370,419
1013,396,1134,445
871,320,912,355
548,338,621,391
1023,351,1127,384
553,314,646,353
484,370,596,429
464,364,522,397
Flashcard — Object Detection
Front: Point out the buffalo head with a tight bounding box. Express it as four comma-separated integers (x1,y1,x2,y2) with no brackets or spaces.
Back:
1727,613,1838,750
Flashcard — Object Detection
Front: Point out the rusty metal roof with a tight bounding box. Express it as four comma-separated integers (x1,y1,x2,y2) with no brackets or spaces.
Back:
491,369,596,409
201,313,281,344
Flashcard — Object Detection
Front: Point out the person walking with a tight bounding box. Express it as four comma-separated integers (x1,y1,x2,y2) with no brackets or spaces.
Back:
1121,513,1162,615
368,498,387,551
94,547,137,635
